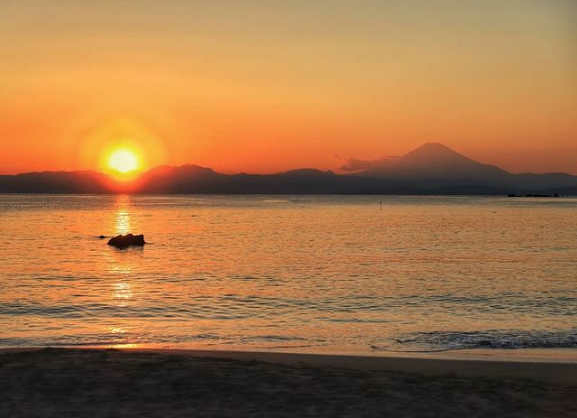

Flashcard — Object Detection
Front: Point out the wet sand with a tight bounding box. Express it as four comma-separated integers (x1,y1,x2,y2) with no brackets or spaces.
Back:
1,347,576,417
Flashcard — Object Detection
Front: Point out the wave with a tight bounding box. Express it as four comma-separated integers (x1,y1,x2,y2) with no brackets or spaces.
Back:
373,329,577,352
3,292,577,320
0,332,323,348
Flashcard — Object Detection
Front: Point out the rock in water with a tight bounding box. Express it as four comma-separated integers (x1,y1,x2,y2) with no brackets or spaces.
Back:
107,234,146,249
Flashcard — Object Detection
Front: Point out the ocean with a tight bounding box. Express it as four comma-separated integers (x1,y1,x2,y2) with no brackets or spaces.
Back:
1,194,576,354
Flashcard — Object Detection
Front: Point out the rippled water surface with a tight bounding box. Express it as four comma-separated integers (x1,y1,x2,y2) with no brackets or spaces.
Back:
1,194,576,354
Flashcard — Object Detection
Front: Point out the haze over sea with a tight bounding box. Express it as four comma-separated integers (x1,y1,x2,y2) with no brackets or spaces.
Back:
1,194,576,355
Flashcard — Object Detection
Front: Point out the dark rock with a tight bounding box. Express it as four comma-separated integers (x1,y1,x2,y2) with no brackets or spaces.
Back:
98,235,107,239
107,234,146,249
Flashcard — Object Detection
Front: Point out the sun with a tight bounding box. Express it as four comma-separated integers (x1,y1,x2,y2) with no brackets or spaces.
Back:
108,149,139,174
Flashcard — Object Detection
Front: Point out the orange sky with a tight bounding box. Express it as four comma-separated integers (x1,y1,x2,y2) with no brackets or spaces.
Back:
1,1,576,175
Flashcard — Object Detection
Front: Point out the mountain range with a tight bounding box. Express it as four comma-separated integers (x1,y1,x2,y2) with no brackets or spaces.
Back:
1,143,576,195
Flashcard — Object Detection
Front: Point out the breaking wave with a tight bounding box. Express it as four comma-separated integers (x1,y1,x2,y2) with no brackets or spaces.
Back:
374,329,577,352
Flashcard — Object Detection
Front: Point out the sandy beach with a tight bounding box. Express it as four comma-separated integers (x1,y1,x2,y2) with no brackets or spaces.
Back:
1,348,576,417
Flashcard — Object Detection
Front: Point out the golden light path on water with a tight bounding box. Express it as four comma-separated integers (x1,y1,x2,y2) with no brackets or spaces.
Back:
114,195,132,235
107,195,136,347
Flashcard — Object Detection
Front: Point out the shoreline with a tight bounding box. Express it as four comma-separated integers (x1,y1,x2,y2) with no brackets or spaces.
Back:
126,347,577,385
3,346,577,385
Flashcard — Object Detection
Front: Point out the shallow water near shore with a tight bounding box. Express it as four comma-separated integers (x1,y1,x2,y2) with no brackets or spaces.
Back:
1,194,576,356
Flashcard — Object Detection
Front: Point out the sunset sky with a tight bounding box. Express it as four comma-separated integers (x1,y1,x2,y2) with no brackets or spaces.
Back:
1,0,576,175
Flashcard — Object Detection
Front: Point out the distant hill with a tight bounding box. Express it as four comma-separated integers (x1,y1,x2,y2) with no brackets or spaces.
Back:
1,143,576,194
0,171,112,194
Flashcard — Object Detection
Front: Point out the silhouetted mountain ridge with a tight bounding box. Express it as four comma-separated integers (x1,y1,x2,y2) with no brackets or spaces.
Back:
1,144,576,194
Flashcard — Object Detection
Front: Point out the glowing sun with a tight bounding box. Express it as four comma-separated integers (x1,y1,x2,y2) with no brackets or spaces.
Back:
108,149,139,173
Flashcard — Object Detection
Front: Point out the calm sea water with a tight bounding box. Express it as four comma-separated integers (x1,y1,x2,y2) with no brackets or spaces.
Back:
1,194,576,354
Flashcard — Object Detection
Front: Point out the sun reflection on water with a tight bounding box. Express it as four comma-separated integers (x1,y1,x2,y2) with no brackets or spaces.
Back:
116,211,130,235
106,327,141,349
108,260,134,308
112,281,133,300
108,344,141,349
109,326,126,335
114,195,132,235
